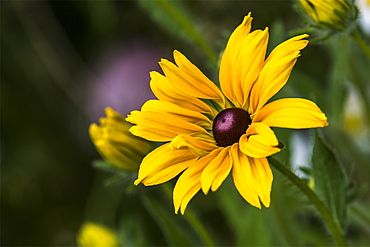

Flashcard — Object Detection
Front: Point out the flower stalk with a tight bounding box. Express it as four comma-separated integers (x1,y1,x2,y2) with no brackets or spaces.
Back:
268,157,347,247
161,183,216,246
350,29,370,58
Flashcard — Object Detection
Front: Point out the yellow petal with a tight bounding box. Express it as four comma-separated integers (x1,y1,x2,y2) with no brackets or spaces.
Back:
201,147,232,194
150,71,216,116
173,159,209,214
170,134,218,157
249,157,273,207
239,123,280,158
141,99,212,129
249,34,309,113
220,22,269,107
158,52,224,106
126,110,210,142
135,143,198,186
173,50,226,107
219,14,269,108
253,98,329,129
219,13,253,106
230,143,261,208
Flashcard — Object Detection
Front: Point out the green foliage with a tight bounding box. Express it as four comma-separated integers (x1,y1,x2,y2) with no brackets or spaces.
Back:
312,131,348,228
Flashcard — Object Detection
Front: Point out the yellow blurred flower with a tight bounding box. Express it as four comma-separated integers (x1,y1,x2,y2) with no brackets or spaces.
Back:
126,13,328,214
77,222,119,247
89,107,152,171
299,0,350,27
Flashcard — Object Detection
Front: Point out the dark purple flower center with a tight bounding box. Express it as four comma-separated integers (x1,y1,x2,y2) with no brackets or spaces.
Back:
212,108,251,147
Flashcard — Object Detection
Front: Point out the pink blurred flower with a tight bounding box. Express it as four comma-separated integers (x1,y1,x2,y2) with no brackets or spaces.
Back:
83,41,160,120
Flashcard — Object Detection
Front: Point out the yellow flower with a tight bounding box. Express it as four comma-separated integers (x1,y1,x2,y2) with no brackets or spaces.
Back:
299,0,350,27
89,107,151,171
126,13,328,214
77,222,119,247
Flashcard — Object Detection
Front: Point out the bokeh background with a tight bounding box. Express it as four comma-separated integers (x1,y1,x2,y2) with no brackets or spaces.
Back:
2,1,370,246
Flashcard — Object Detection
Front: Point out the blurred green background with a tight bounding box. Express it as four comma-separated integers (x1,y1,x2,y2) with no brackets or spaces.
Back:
2,1,370,246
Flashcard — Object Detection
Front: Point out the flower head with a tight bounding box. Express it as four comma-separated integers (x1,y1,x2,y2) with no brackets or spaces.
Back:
126,13,328,214
77,222,119,247
89,107,152,171
299,0,351,29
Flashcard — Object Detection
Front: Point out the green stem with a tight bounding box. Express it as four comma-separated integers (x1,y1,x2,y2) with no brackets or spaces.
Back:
162,183,216,247
348,50,370,130
156,0,218,66
269,158,347,247
349,204,370,228
351,29,370,58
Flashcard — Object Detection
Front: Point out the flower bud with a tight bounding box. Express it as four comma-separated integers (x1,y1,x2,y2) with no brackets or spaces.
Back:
77,222,119,247
89,107,151,171
299,0,351,29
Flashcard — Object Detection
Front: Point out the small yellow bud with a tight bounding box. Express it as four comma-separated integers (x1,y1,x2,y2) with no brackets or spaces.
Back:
77,222,120,247
299,0,351,29
89,107,152,171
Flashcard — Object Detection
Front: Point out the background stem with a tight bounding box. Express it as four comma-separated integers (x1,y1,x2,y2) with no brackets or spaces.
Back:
156,0,218,65
351,29,370,58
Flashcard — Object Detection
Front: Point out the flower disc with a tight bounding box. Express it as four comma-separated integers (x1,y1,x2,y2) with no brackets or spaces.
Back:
212,108,251,147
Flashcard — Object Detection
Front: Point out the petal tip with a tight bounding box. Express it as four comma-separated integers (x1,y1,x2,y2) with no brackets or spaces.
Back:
201,184,210,195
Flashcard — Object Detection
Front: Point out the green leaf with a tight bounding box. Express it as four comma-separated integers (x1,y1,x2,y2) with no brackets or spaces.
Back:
312,131,348,228
269,157,347,246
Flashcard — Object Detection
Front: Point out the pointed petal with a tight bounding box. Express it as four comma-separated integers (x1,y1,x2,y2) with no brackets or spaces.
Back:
173,159,209,214
219,14,269,107
239,123,281,158
141,100,212,129
253,98,329,129
150,71,216,116
249,157,273,207
201,147,232,194
134,143,198,186
230,144,261,208
158,51,224,105
219,13,252,106
126,110,210,142
249,34,309,113
170,134,218,157
173,50,225,107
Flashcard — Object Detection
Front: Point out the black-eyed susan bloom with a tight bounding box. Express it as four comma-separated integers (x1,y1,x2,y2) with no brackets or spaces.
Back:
126,13,328,214
89,107,152,171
